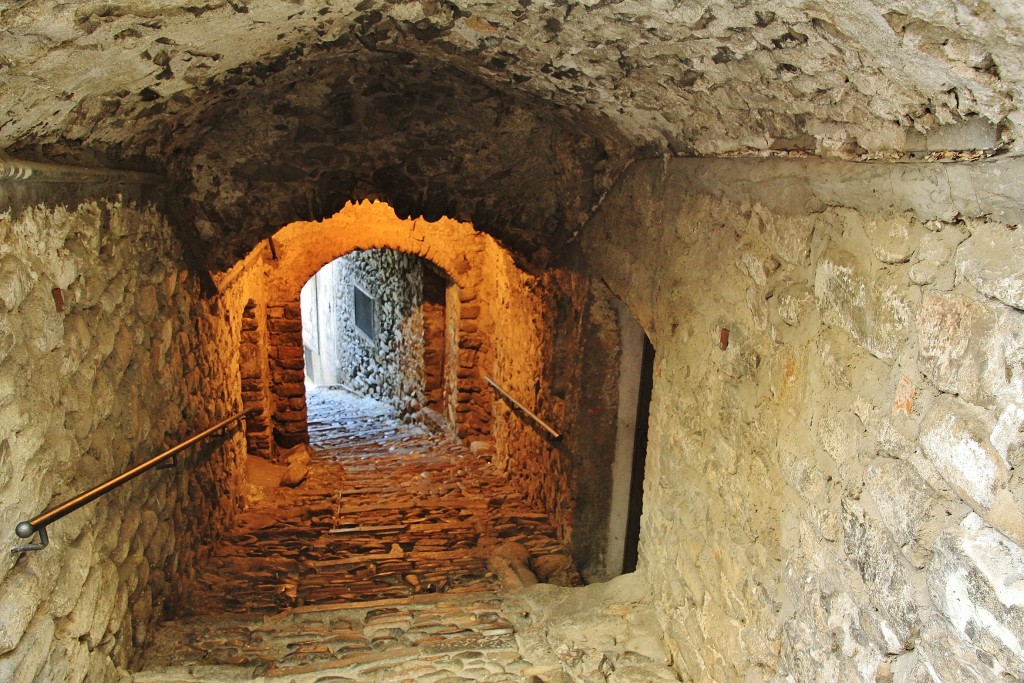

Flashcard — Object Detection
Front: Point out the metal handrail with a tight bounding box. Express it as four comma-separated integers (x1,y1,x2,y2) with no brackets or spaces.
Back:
0,153,162,184
11,408,255,553
483,376,562,441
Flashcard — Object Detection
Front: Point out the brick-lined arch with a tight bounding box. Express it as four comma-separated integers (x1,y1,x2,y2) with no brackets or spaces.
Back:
261,201,504,453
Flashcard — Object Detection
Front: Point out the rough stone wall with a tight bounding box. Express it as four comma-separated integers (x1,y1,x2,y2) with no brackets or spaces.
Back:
421,266,447,413
453,281,490,440
565,282,625,581
266,299,307,451
488,256,580,544
240,299,272,459
443,282,463,431
7,2,1024,262
481,261,626,560
334,249,425,420
582,156,1024,681
0,197,245,681
213,244,274,461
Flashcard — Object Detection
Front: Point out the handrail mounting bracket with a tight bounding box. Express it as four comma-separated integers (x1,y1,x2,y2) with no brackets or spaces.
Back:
11,524,48,553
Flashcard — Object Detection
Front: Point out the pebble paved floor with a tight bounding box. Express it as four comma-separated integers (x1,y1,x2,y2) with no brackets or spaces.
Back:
134,388,680,683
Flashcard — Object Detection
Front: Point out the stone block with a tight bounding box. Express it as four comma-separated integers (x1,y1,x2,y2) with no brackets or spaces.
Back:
275,381,305,398
239,350,263,378
469,440,495,457
748,205,814,265
276,358,304,371
104,585,128,636
246,433,271,447
815,410,861,466
0,254,34,312
241,380,263,394
774,283,813,327
20,286,65,354
865,459,951,566
0,573,42,655
860,214,925,264
63,559,117,645
283,302,302,319
911,620,1007,681
270,330,302,345
274,346,304,361
275,419,307,434
280,443,312,487
920,395,1024,544
928,514,1024,679
39,636,90,683
917,293,999,407
814,249,912,363
839,499,921,650
48,538,93,619
904,117,1000,152
459,332,484,349
0,613,54,683
738,250,779,287
276,368,305,384
115,508,142,566
130,586,153,648
991,403,1024,464
778,448,826,501
269,318,301,334
136,284,158,320
957,223,1024,310
778,573,885,680
920,396,1008,508
0,315,14,365
908,224,968,289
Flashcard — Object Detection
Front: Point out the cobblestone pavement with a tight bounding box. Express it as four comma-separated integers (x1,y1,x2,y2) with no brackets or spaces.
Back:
134,389,679,682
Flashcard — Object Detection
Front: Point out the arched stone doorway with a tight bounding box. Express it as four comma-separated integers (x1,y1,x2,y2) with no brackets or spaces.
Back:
232,200,536,461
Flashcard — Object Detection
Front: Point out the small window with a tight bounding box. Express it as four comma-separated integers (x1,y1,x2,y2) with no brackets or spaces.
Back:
353,285,376,341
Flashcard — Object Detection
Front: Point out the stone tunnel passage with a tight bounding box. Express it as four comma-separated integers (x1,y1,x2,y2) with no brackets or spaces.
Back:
120,200,657,680
5,2,1024,670
5,160,1024,683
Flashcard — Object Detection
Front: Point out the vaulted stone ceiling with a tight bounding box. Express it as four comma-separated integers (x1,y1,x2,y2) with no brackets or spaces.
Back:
2,0,1022,268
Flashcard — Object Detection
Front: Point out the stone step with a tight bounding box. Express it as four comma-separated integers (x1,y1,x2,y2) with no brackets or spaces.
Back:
136,388,582,682
173,389,577,617
137,592,537,682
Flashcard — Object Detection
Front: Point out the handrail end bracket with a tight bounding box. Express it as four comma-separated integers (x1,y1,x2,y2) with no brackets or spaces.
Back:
12,523,49,553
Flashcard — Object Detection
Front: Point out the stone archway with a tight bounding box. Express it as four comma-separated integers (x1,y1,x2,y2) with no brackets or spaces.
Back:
257,201,509,455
